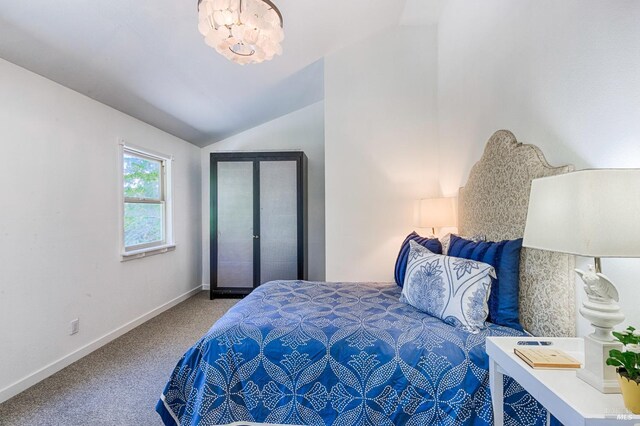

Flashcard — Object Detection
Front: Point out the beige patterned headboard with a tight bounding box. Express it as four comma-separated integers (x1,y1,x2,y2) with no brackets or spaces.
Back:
459,130,576,337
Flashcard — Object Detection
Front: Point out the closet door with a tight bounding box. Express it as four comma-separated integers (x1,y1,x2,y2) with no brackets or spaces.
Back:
211,152,307,299
259,160,298,284
214,161,254,291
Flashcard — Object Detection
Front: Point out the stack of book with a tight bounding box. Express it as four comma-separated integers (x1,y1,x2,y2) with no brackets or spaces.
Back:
514,348,581,369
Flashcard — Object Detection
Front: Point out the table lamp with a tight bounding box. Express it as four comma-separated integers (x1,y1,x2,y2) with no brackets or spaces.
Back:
418,197,456,236
523,169,640,393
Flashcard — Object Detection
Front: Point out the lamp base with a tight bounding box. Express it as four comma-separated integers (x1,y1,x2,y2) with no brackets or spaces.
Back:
577,335,622,394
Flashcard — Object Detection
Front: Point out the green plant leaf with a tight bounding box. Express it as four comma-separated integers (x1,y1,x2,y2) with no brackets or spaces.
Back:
609,349,624,358
606,358,624,367
610,326,640,380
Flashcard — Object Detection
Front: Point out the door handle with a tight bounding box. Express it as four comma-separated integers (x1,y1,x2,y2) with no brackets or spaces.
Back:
253,235,260,239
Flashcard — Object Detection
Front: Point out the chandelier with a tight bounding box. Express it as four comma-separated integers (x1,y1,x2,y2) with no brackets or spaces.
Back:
198,0,284,65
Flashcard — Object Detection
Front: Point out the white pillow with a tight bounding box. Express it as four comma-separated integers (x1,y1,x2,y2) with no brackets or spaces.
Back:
400,240,495,331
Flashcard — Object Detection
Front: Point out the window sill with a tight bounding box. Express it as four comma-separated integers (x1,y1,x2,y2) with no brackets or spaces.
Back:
121,244,176,262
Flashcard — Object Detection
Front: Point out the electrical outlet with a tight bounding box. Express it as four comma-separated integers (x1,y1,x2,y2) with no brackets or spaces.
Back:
70,319,79,335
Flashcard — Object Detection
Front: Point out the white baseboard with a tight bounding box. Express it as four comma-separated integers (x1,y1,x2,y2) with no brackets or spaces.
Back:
202,283,210,290
0,285,204,404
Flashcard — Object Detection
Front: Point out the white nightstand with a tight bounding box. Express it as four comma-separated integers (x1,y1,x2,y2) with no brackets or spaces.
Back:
486,337,639,426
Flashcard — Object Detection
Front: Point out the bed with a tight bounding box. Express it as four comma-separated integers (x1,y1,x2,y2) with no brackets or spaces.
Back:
157,130,576,426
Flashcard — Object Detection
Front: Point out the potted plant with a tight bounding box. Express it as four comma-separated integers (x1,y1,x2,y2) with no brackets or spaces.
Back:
607,326,640,414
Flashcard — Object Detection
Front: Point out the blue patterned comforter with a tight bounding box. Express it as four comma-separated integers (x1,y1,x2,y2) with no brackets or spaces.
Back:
157,281,546,426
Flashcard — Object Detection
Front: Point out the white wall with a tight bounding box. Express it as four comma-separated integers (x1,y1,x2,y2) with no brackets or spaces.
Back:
324,25,440,282
0,58,202,402
201,101,325,283
437,0,640,334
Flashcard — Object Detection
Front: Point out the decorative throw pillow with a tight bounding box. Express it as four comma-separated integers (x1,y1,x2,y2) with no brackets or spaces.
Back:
394,231,443,287
400,240,495,331
448,235,523,331
440,233,487,255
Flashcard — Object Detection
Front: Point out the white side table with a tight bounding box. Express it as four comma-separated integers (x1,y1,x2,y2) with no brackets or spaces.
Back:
486,337,639,426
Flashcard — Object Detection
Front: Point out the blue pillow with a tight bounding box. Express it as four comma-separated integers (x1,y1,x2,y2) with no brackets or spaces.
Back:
448,235,523,331
394,231,442,287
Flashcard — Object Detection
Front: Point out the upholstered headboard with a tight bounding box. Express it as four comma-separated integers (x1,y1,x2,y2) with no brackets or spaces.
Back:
458,130,576,337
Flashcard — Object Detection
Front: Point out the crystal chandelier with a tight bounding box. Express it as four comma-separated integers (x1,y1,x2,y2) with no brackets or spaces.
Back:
198,0,284,65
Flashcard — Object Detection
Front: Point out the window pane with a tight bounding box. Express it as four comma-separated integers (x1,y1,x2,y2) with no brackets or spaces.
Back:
124,153,161,199
124,203,163,247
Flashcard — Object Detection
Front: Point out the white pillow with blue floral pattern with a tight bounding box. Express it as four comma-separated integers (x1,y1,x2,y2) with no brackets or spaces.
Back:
400,240,495,331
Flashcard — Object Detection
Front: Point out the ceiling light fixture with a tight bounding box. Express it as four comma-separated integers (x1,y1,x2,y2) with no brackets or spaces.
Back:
197,0,284,65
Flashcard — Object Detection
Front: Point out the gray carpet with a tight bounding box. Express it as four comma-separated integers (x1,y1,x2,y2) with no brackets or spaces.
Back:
0,292,238,426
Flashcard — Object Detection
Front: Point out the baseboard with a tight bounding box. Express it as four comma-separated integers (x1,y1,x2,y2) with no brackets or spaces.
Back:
0,285,204,404
202,283,210,290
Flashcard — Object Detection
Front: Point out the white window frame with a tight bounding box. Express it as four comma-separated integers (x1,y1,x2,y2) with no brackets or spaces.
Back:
119,140,175,261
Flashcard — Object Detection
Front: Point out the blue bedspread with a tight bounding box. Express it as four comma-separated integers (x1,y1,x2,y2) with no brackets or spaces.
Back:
157,281,547,426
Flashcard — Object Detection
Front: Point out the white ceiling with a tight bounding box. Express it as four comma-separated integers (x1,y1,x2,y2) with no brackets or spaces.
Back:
0,0,414,146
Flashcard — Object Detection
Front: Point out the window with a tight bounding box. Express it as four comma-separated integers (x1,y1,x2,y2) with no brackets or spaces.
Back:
121,144,173,259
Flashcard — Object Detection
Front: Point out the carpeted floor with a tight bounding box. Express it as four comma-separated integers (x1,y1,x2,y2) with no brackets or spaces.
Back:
0,292,238,426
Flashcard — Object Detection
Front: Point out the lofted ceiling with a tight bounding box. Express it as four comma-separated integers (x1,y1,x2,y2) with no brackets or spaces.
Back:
0,0,417,146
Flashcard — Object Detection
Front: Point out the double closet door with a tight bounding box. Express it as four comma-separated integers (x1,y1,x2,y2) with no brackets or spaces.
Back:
210,152,308,298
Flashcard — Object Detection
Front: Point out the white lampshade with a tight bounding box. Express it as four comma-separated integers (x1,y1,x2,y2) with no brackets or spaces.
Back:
523,169,640,258
419,197,457,229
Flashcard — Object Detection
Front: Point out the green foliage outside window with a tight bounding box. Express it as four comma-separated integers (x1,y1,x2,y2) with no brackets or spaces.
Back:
123,153,164,248
124,154,161,199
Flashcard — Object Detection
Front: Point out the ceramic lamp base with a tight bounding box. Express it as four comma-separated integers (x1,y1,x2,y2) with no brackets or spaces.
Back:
577,335,622,394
